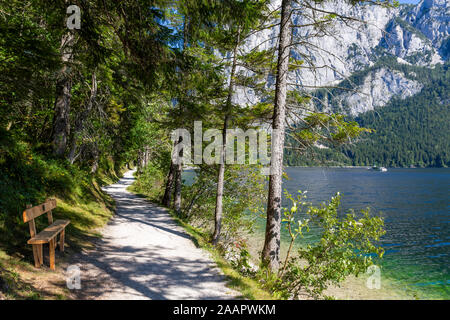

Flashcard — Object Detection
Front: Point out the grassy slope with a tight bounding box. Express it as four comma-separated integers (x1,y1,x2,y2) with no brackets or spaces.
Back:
0,157,125,300
0,248,71,300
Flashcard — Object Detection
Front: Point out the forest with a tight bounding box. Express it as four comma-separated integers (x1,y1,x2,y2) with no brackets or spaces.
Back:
0,0,416,300
285,59,450,167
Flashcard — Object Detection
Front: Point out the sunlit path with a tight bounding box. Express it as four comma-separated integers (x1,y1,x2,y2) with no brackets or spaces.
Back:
69,170,237,300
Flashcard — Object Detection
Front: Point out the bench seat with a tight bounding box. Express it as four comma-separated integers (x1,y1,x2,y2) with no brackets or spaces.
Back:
27,220,70,245
23,199,70,270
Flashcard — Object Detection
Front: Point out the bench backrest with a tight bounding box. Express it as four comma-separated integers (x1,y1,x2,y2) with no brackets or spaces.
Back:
23,199,57,238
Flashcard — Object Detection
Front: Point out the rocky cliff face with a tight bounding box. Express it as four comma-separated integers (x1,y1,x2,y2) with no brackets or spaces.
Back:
404,0,449,51
237,0,449,116
341,68,424,116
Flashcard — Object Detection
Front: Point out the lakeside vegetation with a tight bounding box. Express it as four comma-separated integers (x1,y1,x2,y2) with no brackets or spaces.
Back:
132,165,387,299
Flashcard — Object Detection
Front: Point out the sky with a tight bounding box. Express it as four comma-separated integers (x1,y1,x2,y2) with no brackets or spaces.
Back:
399,0,420,4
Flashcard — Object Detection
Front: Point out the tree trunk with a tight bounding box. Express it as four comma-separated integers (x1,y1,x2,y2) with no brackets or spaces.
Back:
212,31,240,245
162,160,175,206
69,72,97,164
52,31,75,157
136,151,142,174
91,141,99,174
143,147,148,167
212,115,229,245
262,0,292,272
137,149,146,174
172,16,190,215
173,162,182,214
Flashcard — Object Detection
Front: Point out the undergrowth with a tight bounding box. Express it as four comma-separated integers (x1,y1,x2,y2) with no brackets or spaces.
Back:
0,132,125,299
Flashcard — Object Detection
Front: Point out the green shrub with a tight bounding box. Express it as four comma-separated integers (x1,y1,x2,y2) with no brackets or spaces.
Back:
183,164,267,248
261,191,385,300
132,164,166,201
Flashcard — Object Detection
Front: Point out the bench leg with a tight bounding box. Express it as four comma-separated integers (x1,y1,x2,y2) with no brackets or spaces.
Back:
38,244,43,266
49,240,56,271
59,230,65,252
32,245,40,268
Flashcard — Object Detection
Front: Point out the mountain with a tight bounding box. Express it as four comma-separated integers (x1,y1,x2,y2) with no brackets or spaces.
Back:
284,61,449,167
239,0,448,110
238,0,449,167
345,64,449,168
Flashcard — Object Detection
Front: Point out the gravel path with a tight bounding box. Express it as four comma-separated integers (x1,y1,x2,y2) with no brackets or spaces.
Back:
70,170,237,300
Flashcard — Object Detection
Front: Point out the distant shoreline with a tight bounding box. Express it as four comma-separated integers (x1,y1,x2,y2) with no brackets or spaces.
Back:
184,165,447,170
285,166,447,169
286,165,370,168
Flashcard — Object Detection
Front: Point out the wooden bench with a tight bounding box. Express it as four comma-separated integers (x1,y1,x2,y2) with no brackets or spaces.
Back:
23,199,70,270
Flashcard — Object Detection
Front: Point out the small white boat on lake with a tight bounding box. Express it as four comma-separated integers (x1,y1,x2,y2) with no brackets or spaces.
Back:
369,166,388,172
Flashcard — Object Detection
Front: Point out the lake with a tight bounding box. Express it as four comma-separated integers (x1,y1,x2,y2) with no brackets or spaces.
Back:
279,167,450,299
183,167,450,298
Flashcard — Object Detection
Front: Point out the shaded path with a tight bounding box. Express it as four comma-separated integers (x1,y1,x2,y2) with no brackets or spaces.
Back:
70,170,237,300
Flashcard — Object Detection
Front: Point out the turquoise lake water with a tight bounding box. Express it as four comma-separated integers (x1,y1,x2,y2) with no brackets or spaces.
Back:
184,167,450,298
279,167,450,299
